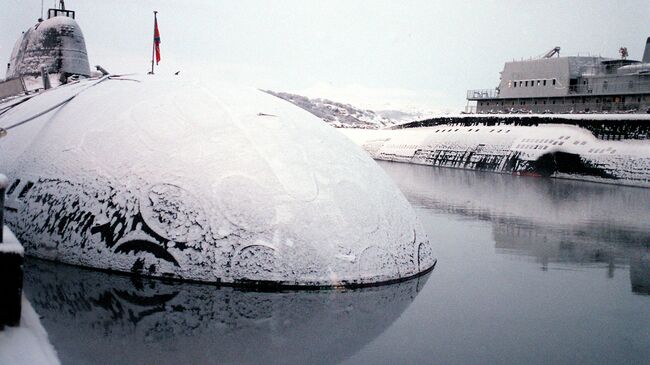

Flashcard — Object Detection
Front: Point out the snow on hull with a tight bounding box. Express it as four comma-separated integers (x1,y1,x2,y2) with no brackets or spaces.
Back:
0,75,435,286
7,16,90,79
340,122,650,187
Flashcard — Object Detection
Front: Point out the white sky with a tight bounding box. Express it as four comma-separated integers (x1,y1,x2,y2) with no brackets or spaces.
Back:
1,0,649,112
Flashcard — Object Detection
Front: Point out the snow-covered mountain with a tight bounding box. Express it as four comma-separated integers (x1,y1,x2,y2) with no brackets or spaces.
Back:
265,90,425,129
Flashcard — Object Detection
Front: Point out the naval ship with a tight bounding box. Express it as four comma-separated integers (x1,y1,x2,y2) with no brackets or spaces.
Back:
467,40,650,114
0,3,436,287
340,39,650,187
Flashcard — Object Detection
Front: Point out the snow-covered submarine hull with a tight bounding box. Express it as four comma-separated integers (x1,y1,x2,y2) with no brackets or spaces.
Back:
341,116,650,187
0,76,436,287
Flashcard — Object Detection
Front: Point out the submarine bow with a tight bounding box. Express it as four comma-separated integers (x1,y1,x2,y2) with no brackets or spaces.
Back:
0,75,435,286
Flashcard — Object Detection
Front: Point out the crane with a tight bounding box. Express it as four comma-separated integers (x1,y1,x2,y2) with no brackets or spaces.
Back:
541,47,561,59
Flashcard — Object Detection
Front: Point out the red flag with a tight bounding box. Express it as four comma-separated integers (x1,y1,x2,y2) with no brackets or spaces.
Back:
154,16,161,64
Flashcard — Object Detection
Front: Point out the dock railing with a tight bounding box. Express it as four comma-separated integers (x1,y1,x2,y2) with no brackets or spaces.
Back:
467,89,499,100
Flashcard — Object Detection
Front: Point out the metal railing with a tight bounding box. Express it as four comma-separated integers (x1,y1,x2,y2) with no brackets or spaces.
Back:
467,89,499,100
48,8,75,19
569,80,650,95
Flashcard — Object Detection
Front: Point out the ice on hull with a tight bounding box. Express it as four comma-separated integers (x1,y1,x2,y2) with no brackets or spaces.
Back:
0,76,435,286
341,120,650,187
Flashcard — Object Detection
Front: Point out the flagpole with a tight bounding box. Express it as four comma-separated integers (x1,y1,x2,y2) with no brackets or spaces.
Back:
150,11,157,75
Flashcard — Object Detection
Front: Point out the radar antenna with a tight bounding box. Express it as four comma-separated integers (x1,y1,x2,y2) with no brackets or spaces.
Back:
619,47,628,60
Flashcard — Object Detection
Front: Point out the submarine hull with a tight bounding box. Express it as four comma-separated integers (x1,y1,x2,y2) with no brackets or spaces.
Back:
0,76,435,286
341,117,650,187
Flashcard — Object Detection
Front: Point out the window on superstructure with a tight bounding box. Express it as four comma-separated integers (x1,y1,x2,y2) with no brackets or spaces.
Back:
513,82,517,88
525,81,528,87
537,80,541,86
552,79,556,85
543,80,547,86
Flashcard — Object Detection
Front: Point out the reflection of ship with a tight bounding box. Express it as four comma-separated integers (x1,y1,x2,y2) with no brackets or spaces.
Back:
379,161,650,295
0,4,434,286
492,224,650,295
466,40,650,114
23,259,429,365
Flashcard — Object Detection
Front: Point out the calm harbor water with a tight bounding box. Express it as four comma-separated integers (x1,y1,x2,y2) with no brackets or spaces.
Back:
23,162,650,364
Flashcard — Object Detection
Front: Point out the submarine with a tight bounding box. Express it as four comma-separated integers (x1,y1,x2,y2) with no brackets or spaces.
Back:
0,5,435,287
339,40,650,187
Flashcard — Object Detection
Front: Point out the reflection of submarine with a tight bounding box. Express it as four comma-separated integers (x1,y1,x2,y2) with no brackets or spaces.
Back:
0,6,435,286
379,161,650,295
24,259,429,365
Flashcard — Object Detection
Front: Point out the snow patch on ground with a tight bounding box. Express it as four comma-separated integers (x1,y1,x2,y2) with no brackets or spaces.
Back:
265,90,431,128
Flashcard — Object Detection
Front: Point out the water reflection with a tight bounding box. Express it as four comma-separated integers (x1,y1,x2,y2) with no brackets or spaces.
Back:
23,259,429,365
379,161,650,295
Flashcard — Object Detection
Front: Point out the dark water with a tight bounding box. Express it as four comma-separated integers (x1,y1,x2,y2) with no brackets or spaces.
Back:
23,162,650,364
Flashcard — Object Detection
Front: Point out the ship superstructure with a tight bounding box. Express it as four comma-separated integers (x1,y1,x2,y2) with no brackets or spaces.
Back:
467,39,650,114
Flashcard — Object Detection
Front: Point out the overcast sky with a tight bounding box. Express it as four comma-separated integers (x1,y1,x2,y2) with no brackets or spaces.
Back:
1,0,649,112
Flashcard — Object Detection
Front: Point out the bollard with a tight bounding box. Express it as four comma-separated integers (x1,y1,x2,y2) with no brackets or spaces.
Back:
0,173,7,243
0,173,22,329
40,66,51,90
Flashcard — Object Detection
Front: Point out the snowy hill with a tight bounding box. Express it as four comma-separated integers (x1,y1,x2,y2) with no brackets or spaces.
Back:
265,90,423,129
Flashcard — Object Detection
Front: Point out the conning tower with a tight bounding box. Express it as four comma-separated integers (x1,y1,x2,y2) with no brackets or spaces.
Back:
6,3,90,84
